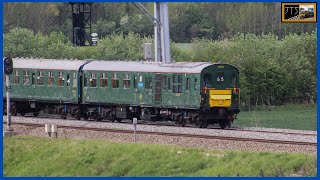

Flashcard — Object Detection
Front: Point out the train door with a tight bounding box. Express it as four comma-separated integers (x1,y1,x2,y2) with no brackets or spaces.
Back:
154,73,162,105
184,74,192,107
132,73,139,105
191,75,200,107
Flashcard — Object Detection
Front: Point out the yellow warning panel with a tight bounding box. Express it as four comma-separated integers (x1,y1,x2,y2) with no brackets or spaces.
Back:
209,90,232,107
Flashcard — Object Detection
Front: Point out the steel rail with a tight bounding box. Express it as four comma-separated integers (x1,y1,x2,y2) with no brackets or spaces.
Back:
9,122,317,146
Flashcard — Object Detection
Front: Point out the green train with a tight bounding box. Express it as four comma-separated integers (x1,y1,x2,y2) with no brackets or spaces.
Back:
3,58,240,129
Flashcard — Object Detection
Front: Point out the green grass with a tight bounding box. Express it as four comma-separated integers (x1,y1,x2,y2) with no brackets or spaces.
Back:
234,105,316,131
4,137,316,177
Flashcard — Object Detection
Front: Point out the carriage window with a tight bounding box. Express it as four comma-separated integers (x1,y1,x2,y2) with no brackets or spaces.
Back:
178,75,183,93
148,77,152,89
186,78,190,91
23,71,30,85
90,73,97,87
32,73,36,85
73,72,77,79
194,78,198,91
100,73,108,87
168,76,171,90
133,76,137,89
84,75,87,87
48,72,54,86
173,75,183,93
123,74,130,89
58,72,64,87
13,70,19,85
67,74,70,87
112,73,119,88
37,71,44,85
163,75,167,90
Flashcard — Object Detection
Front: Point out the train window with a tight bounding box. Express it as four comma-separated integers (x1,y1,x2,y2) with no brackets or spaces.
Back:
194,78,198,91
178,75,183,93
23,71,30,85
167,76,171,90
13,70,19,85
163,75,167,90
58,72,64,87
133,76,137,89
123,74,130,89
84,75,87,87
173,75,183,93
67,74,70,87
204,74,212,86
100,73,108,88
73,72,77,79
112,73,119,88
47,72,54,86
31,73,36,85
37,71,44,85
232,73,237,86
172,75,177,93
148,77,152,89
90,73,97,87
186,78,190,91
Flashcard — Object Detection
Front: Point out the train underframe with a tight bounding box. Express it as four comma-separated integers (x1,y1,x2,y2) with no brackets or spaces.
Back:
3,100,239,129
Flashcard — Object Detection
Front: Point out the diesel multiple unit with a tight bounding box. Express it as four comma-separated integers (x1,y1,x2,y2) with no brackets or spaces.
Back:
3,58,240,129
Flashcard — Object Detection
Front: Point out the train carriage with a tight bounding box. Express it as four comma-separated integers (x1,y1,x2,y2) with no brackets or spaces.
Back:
3,58,87,117
81,61,240,128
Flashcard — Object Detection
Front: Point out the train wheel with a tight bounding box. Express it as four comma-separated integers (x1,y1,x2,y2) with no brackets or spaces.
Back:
219,120,228,129
175,115,186,127
109,113,116,122
33,112,39,117
20,111,26,117
116,119,122,123
10,104,17,116
76,113,81,120
83,114,89,120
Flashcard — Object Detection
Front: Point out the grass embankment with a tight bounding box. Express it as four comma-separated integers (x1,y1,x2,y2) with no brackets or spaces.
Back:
234,105,316,131
4,137,316,176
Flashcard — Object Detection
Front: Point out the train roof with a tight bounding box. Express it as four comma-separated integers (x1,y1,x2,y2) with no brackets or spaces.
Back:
12,58,87,70
82,60,213,74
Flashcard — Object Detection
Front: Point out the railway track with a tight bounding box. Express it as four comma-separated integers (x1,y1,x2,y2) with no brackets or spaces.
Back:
3,114,316,137
6,121,317,146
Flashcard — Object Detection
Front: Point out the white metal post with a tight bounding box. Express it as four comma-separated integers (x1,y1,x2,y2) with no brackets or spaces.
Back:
160,2,171,63
6,75,11,131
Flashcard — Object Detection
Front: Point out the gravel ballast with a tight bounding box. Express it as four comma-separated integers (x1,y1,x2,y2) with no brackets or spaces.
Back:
3,116,317,154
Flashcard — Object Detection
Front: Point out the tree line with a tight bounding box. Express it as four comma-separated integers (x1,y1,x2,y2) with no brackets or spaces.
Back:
4,2,316,42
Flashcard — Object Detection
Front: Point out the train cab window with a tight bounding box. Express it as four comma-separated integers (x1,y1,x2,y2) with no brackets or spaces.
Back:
13,70,20,85
100,73,108,88
186,78,190,91
204,74,212,86
37,71,44,85
112,73,119,88
123,74,130,89
194,78,198,91
23,71,30,85
58,72,64,87
90,73,97,87
48,72,54,86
